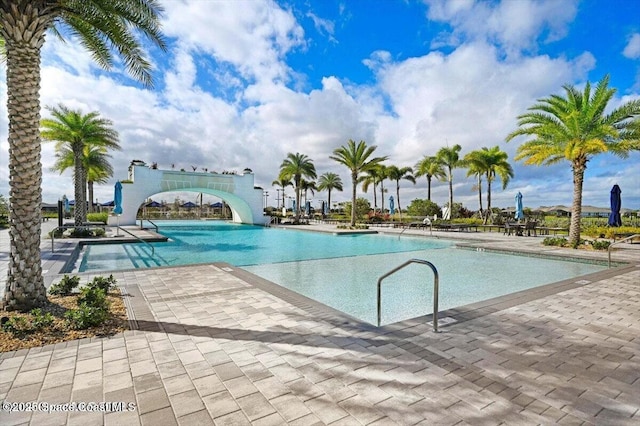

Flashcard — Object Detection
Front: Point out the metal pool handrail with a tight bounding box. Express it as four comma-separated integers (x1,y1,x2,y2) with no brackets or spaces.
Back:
377,258,439,332
608,233,639,267
117,226,155,257
139,218,159,232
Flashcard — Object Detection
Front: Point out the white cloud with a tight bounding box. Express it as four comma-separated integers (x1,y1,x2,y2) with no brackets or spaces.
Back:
162,0,304,84
423,0,578,56
623,33,640,59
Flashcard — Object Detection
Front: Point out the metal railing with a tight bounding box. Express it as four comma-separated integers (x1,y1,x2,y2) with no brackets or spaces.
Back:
377,258,440,332
116,226,155,257
139,218,159,232
608,233,640,267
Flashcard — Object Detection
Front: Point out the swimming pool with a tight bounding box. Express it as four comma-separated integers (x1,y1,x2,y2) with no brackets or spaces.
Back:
77,221,605,325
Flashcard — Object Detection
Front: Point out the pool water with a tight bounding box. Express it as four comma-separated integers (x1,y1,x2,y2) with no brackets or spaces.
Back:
77,221,605,325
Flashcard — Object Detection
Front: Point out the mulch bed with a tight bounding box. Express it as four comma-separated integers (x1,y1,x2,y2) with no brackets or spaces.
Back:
0,290,128,353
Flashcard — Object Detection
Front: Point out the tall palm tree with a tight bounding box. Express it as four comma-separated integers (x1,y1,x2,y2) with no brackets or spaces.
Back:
317,172,343,214
330,140,387,226
463,150,486,214
300,179,317,205
361,168,381,212
377,165,389,214
1,1,166,311
386,165,416,221
479,146,513,223
507,75,640,246
271,177,293,209
414,155,445,201
51,144,117,213
436,144,463,218
278,153,317,222
41,105,120,225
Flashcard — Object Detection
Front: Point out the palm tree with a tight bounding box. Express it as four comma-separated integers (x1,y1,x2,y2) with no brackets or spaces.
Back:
386,166,416,221
278,153,317,222
1,1,166,311
436,144,463,218
377,165,389,214
271,177,293,209
317,172,343,215
479,146,513,223
41,105,120,225
300,179,317,204
51,144,117,214
414,155,445,201
507,75,640,246
463,150,486,214
330,140,387,226
361,168,381,212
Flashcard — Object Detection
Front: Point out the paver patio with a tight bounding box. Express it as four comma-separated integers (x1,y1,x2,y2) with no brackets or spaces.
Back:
1,223,639,425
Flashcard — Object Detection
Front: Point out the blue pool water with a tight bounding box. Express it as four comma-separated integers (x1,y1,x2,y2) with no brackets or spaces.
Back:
78,221,605,325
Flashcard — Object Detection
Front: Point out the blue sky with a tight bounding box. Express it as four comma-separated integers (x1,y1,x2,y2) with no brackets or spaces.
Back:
1,0,639,210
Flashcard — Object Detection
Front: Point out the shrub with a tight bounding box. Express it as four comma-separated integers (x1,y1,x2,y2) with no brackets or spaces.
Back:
88,275,117,293
591,240,611,250
77,287,110,310
543,237,568,247
337,224,369,230
65,286,110,330
407,199,441,217
1,316,33,336
65,305,108,330
49,275,81,295
344,198,371,220
30,308,54,329
86,212,108,223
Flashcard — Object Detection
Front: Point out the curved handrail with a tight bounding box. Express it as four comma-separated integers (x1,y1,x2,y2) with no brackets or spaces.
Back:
608,233,640,267
139,218,159,232
377,258,439,332
116,226,155,257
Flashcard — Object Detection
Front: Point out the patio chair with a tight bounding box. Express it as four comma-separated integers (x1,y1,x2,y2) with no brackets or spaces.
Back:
525,220,538,237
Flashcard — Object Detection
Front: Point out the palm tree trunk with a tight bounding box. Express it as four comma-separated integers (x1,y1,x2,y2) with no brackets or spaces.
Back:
485,178,492,225
448,167,453,219
477,175,483,214
88,181,95,213
569,162,586,247
380,180,385,213
295,180,301,222
73,150,86,226
327,189,332,216
396,182,402,222
351,173,357,226
427,176,432,201
372,183,377,212
2,23,48,310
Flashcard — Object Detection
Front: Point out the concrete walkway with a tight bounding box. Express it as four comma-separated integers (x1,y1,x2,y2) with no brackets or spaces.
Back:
1,222,639,425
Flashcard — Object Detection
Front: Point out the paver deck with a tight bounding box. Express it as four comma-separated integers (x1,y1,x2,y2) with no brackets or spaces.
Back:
1,222,639,425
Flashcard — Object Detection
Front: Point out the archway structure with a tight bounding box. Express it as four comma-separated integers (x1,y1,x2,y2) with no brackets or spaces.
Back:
107,164,267,226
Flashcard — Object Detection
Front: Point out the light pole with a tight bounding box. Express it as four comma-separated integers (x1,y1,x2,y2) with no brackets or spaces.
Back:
276,188,282,209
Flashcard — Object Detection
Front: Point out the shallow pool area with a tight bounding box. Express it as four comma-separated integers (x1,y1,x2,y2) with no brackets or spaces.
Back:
76,221,606,325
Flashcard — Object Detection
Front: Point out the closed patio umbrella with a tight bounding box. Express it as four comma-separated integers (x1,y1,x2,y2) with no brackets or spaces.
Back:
515,192,524,221
114,181,123,236
389,196,395,215
62,194,70,214
608,184,622,227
